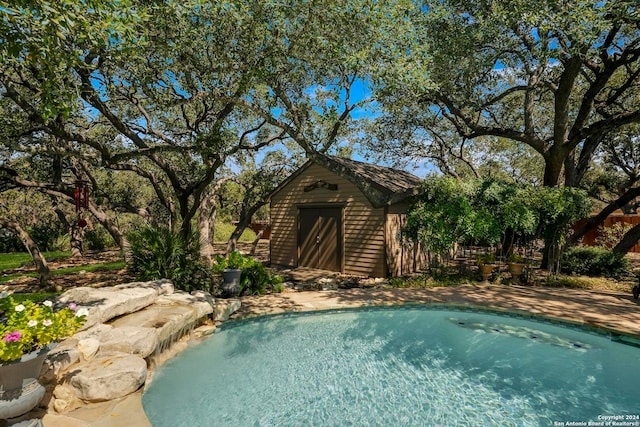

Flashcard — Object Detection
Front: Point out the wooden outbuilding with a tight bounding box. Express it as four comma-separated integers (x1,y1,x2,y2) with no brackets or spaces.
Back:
269,155,426,277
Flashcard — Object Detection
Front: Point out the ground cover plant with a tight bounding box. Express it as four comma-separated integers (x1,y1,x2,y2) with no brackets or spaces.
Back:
560,247,630,280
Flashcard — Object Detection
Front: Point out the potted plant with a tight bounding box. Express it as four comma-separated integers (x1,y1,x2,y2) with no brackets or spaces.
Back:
507,252,526,282
213,251,248,297
476,252,496,283
0,294,87,421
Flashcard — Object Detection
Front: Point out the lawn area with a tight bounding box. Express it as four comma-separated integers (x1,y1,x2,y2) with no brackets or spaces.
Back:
0,251,70,271
0,260,126,283
0,251,129,293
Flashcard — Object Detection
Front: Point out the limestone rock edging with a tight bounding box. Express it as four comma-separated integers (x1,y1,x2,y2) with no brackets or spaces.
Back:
30,279,241,427
57,279,176,330
68,353,148,402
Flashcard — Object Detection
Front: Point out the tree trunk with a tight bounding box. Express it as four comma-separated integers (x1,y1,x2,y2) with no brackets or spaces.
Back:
249,229,264,256
226,226,241,255
197,178,232,264
612,223,640,256
564,149,577,188
70,221,84,257
0,218,50,287
542,151,565,187
226,202,265,255
53,206,84,258
540,236,561,273
567,186,640,247
198,196,217,266
539,147,570,269
87,204,129,261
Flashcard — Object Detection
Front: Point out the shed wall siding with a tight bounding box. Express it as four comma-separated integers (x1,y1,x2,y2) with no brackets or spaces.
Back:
385,213,427,276
270,163,385,276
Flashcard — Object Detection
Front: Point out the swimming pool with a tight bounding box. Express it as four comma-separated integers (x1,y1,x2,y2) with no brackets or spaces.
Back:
142,308,640,426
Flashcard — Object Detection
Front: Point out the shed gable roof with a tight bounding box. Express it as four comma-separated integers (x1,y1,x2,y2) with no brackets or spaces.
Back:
270,154,422,208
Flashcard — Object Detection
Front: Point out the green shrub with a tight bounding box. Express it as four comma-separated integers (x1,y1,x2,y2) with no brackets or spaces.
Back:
388,273,469,288
239,257,283,296
29,224,67,251
127,225,213,292
51,234,70,252
84,227,116,251
560,246,629,279
212,251,251,272
0,231,23,252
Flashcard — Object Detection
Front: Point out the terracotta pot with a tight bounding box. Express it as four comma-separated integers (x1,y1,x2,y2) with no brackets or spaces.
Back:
0,343,55,421
508,262,526,280
478,264,495,282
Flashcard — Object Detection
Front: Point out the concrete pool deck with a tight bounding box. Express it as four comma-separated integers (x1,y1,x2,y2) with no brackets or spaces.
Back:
233,284,640,340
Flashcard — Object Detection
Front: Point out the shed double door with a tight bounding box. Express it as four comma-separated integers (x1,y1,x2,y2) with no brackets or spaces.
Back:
298,207,342,272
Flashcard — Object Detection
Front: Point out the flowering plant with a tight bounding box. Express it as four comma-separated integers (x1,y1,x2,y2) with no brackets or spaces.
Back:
0,293,88,363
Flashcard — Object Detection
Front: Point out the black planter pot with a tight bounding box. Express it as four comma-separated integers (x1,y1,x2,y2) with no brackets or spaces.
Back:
221,269,242,297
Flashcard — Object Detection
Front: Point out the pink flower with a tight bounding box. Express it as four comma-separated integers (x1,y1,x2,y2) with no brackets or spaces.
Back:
68,303,77,311
2,331,22,342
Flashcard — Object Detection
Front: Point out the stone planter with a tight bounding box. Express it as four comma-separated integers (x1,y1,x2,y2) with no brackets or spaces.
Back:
478,264,496,283
221,269,243,297
508,262,526,282
0,343,55,422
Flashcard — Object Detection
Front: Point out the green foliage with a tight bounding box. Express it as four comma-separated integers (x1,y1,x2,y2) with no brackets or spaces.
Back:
595,222,634,248
387,272,469,289
405,177,591,257
212,251,251,272
51,234,71,252
84,227,116,251
0,230,23,252
405,176,476,254
534,187,592,245
213,251,283,295
239,257,284,296
476,253,495,266
214,222,256,243
0,292,60,306
0,225,66,253
0,0,147,119
560,247,629,279
507,252,525,263
28,224,67,252
127,225,213,292
543,275,623,291
0,296,87,363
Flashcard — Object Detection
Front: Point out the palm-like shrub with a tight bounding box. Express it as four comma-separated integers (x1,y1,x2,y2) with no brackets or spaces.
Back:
127,225,213,292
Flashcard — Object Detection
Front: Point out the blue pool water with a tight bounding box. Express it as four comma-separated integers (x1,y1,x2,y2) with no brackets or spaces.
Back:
142,309,640,426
